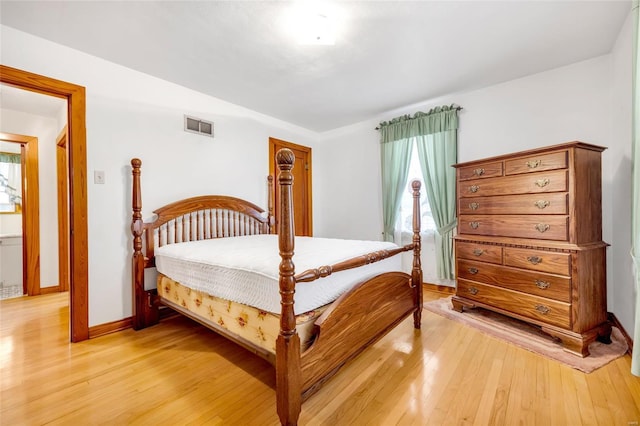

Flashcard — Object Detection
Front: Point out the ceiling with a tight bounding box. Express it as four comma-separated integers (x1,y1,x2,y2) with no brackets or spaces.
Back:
0,1,631,132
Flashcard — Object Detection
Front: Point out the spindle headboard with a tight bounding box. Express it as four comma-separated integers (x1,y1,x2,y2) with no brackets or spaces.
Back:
130,159,274,271
145,195,272,264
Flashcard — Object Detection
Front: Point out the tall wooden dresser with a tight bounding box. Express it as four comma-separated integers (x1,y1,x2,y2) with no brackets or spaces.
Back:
451,141,611,357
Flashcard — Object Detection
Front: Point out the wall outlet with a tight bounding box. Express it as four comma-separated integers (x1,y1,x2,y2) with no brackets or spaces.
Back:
94,170,105,184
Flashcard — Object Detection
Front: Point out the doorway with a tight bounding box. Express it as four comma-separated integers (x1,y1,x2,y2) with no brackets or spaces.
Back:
268,138,313,236
0,65,89,342
0,134,40,297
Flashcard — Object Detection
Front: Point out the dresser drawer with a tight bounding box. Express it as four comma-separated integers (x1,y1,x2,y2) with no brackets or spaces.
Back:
458,215,569,240
457,279,571,328
458,170,568,197
505,150,568,175
504,247,571,275
458,192,568,215
458,161,503,181
456,241,502,264
457,259,570,302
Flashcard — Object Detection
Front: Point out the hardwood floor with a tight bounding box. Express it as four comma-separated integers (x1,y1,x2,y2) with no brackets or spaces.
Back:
1,290,639,425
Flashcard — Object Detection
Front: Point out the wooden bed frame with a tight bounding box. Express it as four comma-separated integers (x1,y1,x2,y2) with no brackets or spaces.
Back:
131,148,424,425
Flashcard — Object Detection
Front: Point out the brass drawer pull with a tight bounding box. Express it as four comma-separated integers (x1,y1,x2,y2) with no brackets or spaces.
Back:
469,221,480,229
469,202,479,210
535,178,550,188
535,305,550,315
535,279,550,289
526,160,541,169
472,248,484,256
535,223,550,233
468,267,479,275
468,287,479,295
473,168,485,176
534,200,550,209
469,185,479,193
527,256,542,265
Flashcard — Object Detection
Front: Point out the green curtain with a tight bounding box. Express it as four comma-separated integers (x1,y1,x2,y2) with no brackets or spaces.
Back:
380,134,411,242
415,108,458,279
378,105,460,278
0,152,21,164
631,0,640,377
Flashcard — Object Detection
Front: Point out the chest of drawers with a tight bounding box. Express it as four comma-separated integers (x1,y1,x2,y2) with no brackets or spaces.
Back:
451,142,611,357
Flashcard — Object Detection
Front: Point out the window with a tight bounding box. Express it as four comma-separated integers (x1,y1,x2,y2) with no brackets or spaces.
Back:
397,141,435,234
0,153,22,214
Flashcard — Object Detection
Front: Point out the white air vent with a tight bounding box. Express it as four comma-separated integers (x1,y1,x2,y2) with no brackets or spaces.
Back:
184,115,214,137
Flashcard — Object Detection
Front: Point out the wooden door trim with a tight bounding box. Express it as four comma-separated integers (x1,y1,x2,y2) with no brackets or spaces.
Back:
0,133,40,296
268,137,313,236
56,126,69,292
1,65,89,342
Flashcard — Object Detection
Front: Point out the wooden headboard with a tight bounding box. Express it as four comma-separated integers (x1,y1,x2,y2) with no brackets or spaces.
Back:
130,158,274,328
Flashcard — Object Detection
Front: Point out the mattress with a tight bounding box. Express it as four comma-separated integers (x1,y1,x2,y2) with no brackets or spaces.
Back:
155,234,402,315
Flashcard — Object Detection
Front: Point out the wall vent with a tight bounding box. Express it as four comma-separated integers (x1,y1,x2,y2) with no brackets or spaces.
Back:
184,115,214,137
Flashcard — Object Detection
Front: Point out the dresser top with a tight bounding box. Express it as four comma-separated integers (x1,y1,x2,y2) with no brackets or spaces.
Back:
453,141,606,168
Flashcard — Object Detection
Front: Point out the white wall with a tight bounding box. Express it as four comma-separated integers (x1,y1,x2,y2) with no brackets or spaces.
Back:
1,25,319,326
316,25,634,335
0,110,60,288
610,11,634,340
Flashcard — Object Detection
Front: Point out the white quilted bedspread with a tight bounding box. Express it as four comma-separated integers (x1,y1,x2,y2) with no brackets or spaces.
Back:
155,234,402,314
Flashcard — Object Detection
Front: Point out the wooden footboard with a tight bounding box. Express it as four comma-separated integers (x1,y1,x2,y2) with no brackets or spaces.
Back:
300,271,416,399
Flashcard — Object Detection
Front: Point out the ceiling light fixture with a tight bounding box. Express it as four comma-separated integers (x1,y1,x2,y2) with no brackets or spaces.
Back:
285,1,340,45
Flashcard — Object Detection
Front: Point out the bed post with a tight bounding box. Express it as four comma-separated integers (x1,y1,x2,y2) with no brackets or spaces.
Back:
411,180,423,329
275,149,302,426
131,158,158,330
268,175,276,234
131,158,146,330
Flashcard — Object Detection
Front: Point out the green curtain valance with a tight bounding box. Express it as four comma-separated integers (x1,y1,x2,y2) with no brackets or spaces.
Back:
0,153,21,164
378,105,461,143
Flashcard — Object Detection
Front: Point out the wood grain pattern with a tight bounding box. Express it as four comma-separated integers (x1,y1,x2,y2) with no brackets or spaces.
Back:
453,142,609,357
503,246,570,275
458,214,569,240
458,192,568,215
456,278,571,328
457,258,571,302
458,169,568,198
456,241,503,264
56,127,69,292
504,150,567,175
457,160,503,180
2,291,639,425
300,272,415,396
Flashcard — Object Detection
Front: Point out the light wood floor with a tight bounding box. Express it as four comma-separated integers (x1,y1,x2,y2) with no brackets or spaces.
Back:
1,290,639,425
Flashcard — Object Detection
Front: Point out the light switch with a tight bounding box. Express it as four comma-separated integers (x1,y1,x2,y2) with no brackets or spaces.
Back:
94,170,105,184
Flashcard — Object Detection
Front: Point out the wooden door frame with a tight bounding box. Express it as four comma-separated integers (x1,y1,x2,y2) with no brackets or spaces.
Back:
1,65,89,342
56,127,69,292
0,134,40,296
268,137,313,236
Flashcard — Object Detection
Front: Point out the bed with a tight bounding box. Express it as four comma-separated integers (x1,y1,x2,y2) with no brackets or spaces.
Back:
130,148,424,425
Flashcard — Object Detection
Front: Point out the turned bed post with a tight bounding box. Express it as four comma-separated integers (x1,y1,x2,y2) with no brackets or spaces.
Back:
131,158,158,330
275,149,302,426
131,158,146,330
411,180,423,328
268,175,276,234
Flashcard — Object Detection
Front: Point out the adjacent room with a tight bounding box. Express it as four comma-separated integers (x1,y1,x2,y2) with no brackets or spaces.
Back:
1,1,639,424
